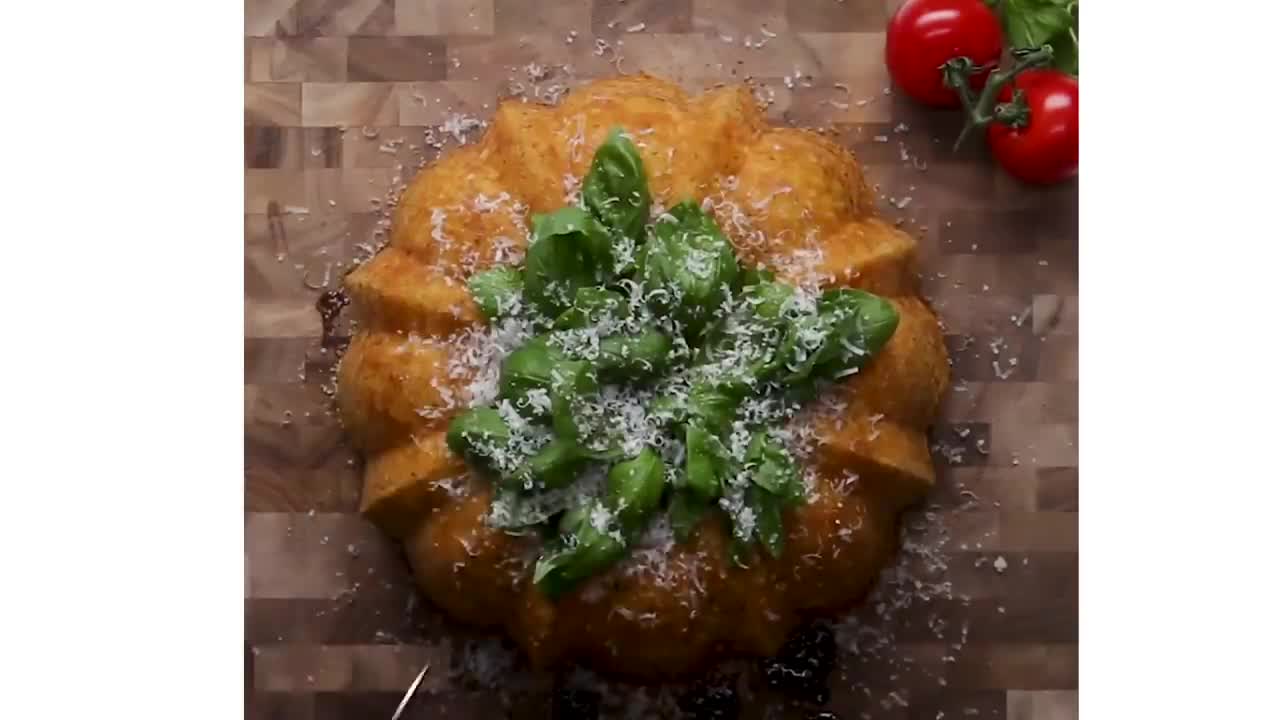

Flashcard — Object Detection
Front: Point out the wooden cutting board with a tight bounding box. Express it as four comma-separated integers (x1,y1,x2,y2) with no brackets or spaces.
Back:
245,2,1078,718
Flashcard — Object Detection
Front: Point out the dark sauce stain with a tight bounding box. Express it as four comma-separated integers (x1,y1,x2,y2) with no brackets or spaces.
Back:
678,672,740,719
246,127,282,168
761,621,837,705
550,685,600,720
316,288,350,345
266,200,288,260
321,127,342,168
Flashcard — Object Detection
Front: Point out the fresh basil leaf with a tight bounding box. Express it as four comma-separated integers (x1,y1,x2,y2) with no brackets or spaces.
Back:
669,490,707,543
579,444,626,463
686,381,740,435
523,207,614,316
691,281,792,385
555,360,599,399
558,504,589,535
741,266,776,287
724,486,786,564
1001,0,1075,50
691,314,735,368
548,359,599,439
782,377,819,407
549,391,579,440
498,336,600,427
1047,16,1078,76
606,448,666,533
552,357,600,396
777,313,840,384
552,287,627,330
719,487,762,567
810,289,899,380
498,336,559,415
516,437,585,491
752,488,785,559
534,507,628,598
745,431,804,504
446,407,512,464
583,126,652,246
712,280,797,382
647,393,688,427
467,266,524,321
638,200,740,335
1050,35,1077,77
779,289,899,384
487,487,577,530
685,423,729,500
746,279,798,321
597,328,672,379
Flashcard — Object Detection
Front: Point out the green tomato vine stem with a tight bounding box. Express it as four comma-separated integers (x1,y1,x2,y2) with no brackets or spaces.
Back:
943,44,1056,151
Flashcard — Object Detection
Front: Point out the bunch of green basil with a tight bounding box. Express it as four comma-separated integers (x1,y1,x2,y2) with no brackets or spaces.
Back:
995,0,1079,76
447,126,901,598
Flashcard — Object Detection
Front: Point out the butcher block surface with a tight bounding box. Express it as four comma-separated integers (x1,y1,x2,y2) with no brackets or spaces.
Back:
244,1,1078,718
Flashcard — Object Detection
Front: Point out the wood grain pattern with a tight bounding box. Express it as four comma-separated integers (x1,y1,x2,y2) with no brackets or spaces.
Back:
244,1,1078,717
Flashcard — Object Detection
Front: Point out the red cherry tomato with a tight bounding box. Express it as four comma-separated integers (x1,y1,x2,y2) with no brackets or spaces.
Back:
986,69,1079,184
886,0,1004,107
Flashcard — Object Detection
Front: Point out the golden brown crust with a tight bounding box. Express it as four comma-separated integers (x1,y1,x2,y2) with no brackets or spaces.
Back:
359,434,471,539
712,128,869,268
346,248,484,337
405,488,533,626
392,137,530,278
490,103,570,214
772,486,896,614
335,75,950,677
813,217,921,297
514,522,741,677
336,332,462,453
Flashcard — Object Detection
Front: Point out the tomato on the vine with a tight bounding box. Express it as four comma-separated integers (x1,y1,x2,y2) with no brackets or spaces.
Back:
885,0,1004,107
986,68,1078,184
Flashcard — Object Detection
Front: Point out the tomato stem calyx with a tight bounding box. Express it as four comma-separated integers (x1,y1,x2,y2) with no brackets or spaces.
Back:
993,89,1031,129
943,45,1055,151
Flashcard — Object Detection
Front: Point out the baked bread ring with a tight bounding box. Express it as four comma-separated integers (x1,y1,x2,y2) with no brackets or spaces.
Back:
336,74,948,679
